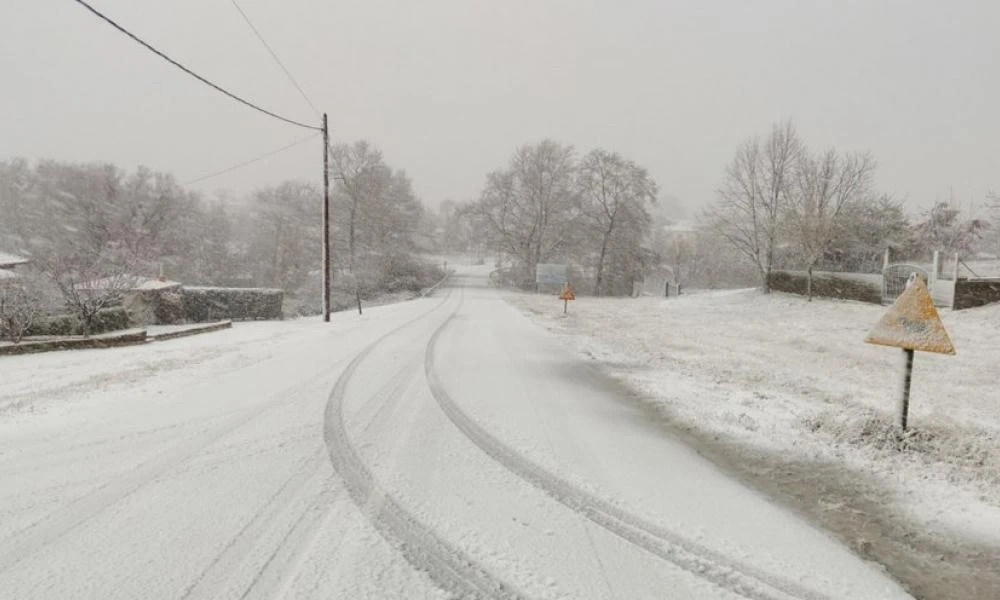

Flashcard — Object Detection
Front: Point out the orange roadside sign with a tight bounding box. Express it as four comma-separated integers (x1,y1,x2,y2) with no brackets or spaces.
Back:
864,277,955,355
559,284,576,301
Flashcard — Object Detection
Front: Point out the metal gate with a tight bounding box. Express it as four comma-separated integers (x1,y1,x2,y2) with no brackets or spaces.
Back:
882,264,928,304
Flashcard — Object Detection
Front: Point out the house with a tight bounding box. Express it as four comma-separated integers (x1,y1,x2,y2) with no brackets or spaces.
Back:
76,275,184,325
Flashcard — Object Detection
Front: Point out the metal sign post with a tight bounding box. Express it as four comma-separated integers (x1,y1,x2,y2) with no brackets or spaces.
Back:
865,274,955,431
559,284,576,314
899,348,914,430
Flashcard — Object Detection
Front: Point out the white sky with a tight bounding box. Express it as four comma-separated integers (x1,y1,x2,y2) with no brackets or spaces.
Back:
1,0,997,215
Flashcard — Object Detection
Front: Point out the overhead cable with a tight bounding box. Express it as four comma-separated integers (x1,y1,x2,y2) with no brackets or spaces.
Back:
228,0,320,117
71,0,321,131
183,133,319,185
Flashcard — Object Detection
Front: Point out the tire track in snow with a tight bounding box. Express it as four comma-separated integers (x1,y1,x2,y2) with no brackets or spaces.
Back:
237,367,419,600
178,448,332,600
0,357,346,574
425,305,830,600
179,296,459,600
323,285,529,600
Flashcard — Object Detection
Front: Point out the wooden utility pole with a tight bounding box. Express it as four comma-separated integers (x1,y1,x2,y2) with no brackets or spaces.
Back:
322,113,331,322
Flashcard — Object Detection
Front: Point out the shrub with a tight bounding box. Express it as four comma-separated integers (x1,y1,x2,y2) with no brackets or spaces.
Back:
26,306,130,337
0,280,42,343
91,306,129,333
375,253,445,294
182,287,283,322
154,291,186,324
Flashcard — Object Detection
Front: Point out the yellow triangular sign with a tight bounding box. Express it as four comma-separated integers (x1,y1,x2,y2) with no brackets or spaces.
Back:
865,277,955,355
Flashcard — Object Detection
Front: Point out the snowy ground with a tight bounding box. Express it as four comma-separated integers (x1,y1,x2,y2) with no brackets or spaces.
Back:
0,269,915,599
506,288,1000,599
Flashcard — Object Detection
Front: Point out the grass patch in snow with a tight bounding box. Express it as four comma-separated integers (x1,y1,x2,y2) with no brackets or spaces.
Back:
805,409,1000,500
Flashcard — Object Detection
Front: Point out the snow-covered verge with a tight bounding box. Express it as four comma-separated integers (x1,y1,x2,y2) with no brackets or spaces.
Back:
506,289,1000,600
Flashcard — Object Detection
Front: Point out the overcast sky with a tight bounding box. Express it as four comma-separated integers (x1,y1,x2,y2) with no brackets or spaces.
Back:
2,1,997,216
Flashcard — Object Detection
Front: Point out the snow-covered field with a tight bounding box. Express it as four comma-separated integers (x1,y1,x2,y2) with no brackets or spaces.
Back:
507,288,1000,599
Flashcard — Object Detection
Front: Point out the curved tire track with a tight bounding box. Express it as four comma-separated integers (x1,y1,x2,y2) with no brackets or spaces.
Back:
425,304,831,600
0,365,341,574
323,286,527,600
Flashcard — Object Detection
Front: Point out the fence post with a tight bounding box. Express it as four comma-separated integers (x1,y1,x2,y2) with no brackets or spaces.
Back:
953,253,960,282
883,247,891,271
931,251,940,291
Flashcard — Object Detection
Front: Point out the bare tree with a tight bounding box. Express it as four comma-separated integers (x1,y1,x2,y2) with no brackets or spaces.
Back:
577,149,657,295
788,149,875,300
38,248,135,336
478,140,578,288
329,141,426,313
329,141,388,314
912,201,989,257
0,276,42,343
246,181,321,293
706,122,801,292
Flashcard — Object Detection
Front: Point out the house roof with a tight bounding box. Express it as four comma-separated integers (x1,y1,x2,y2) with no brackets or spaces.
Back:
661,221,698,234
0,252,29,269
76,275,182,291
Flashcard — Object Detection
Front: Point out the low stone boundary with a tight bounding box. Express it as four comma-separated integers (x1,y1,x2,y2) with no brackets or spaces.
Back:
0,330,148,356
148,320,233,342
767,271,882,304
953,278,1000,310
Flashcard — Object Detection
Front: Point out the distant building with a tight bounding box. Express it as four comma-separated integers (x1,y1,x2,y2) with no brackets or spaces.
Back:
76,275,184,325
0,252,30,280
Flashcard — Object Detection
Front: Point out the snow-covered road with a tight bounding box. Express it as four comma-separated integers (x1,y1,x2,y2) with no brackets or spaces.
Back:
0,268,911,599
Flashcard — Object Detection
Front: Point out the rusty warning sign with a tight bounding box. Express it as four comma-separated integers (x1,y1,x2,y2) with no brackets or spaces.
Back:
559,284,576,301
865,276,955,355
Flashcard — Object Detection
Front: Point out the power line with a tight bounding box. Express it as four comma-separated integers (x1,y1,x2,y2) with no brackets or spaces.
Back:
71,0,321,131
183,133,319,185
228,0,320,118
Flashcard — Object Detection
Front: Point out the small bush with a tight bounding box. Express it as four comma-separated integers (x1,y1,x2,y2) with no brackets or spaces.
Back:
91,306,129,333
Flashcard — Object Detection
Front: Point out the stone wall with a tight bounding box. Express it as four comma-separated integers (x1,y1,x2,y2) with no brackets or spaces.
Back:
953,278,1000,310
767,271,882,304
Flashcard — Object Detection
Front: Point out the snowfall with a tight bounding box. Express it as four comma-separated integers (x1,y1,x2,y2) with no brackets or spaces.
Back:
0,269,992,599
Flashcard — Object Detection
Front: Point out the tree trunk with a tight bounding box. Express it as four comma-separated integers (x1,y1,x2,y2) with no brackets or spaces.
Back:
806,263,814,302
81,312,94,338
349,198,362,315
757,259,769,293
764,243,774,294
594,234,610,296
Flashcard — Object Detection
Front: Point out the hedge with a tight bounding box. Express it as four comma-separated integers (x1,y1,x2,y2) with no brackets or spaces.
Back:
182,287,283,322
26,306,131,337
